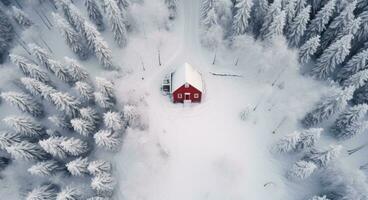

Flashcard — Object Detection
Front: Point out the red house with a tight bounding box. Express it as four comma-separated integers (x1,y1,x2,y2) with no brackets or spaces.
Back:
171,63,203,103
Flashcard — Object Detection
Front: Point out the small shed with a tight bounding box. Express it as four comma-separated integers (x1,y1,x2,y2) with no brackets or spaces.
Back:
171,63,203,103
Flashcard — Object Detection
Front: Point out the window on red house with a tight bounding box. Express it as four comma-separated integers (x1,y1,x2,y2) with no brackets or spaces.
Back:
178,93,182,98
194,93,199,98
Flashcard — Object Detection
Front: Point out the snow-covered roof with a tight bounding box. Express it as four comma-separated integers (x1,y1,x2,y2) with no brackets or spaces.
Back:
172,63,203,92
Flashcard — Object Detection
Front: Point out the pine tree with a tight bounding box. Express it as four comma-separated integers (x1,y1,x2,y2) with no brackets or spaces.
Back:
0,131,21,150
83,21,114,70
85,0,105,31
331,104,368,139
64,57,89,82
71,118,96,137
284,0,297,33
52,13,89,60
273,128,323,153
123,104,140,127
96,77,115,98
299,35,320,64
6,141,49,161
91,173,115,196
60,137,89,156
57,187,82,200
3,116,45,137
336,17,361,41
116,0,130,9
355,10,368,44
10,54,50,83
342,68,368,89
320,1,356,50
65,2,87,33
39,136,68,159
232,0,253,36
261,1,286,41
302,145,342,167
287,160,318,179
50,92,81,117
0,9,14,63
20,77,57,101
74,81,94,103
88,160,112,175
66,157,89,176
80,107,101,126
294,0,307,17
56,0,77,30
103,111,123,130
48,115,73,130
94,129,121,151
29,44,71,82
1,91,43,117
306,0,337,38
94,92,114,109
201,0,217,30
337,49,368,80
287,5,311,47
26,184,58,200
28,160,64,176
311,34,353,79
104,0,128,47
249,0,268,37
12,6,32,28
302,86,354,128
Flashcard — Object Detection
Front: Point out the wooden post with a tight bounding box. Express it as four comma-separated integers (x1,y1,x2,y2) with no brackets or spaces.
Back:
212,50,217,65
158,48,162,66
140,55,146,71
234,57,239,66
272,117,287,134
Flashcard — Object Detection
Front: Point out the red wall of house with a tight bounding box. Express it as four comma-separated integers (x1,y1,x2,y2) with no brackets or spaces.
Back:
172,84,202,103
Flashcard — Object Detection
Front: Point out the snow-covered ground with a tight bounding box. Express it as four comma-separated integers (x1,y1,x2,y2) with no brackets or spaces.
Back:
112,0,330,199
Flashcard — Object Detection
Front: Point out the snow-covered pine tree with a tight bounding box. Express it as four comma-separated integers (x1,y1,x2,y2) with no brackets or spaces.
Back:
66,157,89,176
71,118,96,137
56,0,76,29
6,141,49,161
64,57,89,82
26,184,58,200
49,114,73,130
295,0,307,16
309,0,325,16
94,92,115,109
94,129,121,151
335,17,361,41
39,136,68,159
165,0,177,20
311,34,353,79
232,0,253,36
303,145,342,167
3,116,45,137
80,107,101,126
103,111,123,130
28,160,64,176
96,77,115,98
20,77,57,100
52,13,89,60
74,81,94,103
85,0,105,31
342,68,368,89
91,173,115,196
83,21,114,70
284,0,297,33
29,44,71,82
320,1,356,50
302,86,354,128
331,104,368,139
104,0,128,48
0,9,14,63
123,105,141,128
1,91,43,117
306,0,337,38
260,0,286,41
116,0,130,9
308,196,330,200
10,54,50,83
287,160,318,179
249,0,268,38
201,0,217,29
60,137,89,156
88,160,112,175
337,49,368,80
273,128,323,153
355,11,368,45
287,5,311,48
64,1,86,33
353,83,368,104
56,187,82,200
12,6,32,28
50,92,81,117
299,35,320,64
0,131,21,150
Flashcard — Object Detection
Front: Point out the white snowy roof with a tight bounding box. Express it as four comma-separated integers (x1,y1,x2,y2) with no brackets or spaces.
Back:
172,63,203,92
